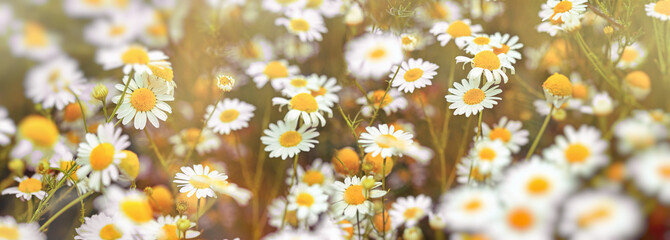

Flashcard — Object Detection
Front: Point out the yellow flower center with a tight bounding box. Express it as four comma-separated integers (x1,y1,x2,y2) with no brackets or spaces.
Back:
219,109,240,123
189,175,212,189
109,25,126,36
462,89,486,105
263,61,289,79
403,207,423,219
160,224,178,240
120,199,153,223
493,44,511,55
625,71,651,89
553,1,573,13
290,78,308,87
577,206,611,228
147,23,167,37
302,170,325,185
130,88,157,112
478,147,496,161
343,185,365,205
148,63,174,82
473,50,501,70
182,128,203,147
463,199,482,212
620,47,638,63
217,75,235,88
19,115,59,148
90,143,116,171
564,143,590,164
403,68,424,82
543,73,573,97
310,87,327,97
489,127,511,142
526,176,550,195
373,134,396,149
306,0,323,8
446,20,472,37
367,48,387,60
296,192,315,207
289,18,310,32
279,131,302,147
401,35,415,45
606,162,626,181
473,36,490,45
60,161,80,181
290,93,319,113
429,2,449,19
507,208,534,230
63,103,84,122
654,0,670,15
18,178,42,193
24,22,48,47
99,224,122,240
658,164,670,179
371,90,393,108
0,225,19,240
572,83,588,99
121,46,150,65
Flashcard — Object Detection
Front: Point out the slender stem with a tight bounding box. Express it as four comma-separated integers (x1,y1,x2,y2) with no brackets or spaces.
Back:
196,198,201,227
445,118,473,189
234,133,253,188
144,128,167,168
476,111,483,141
107,74,132,123
101,99,108,120
381,157,386,240
418,97,446,190
71,89,88,133
39,191,93,232
185,93,225,163
370,67,400,124
280,153,300,229
525,106,554,161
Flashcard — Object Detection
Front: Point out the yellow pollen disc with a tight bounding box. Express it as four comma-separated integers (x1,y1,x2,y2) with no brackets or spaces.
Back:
526,176,550,195
217,75,235,88
543,73,573,97
493,44,510,55
463,199,482,211
658,165,670,179
290,93,319,113
403,207,423,219
18,178,42,193
182,128,203,147
578,206,611,228
367,48,387,60
429,2,448,19
489,127,511,142
161,224,178,240
373,213,391,232
0,225,19,240
60,161,80,181
296,192,315,207
306,0,323,8
130,88,157,112
446,20,472,37
343,185,365,205
302,170,325,185
606,162,625,181
289,18,310,32
90,143,116,171
19,115,59,148
24,22,48,47
371,90,393,108
403,68,424,82
507,208,534,230
219,109,240,123
470,167,487,181
310,87,327,97
109,25,126,36
401,36,414,45
290,78,308,87
565,143,590,164
279,131,302,147
478,147,496,161
473,37,490,45
147,63,174,82
375,134,397,148
473,50,501,70
263,61,289,79
462,88,486,105
99,224,122,240
147,23,167,37
120,199,153,223
571,83,588,99
63,103,84,122
121,46,150,65
620,47,638,63
654,0,670,15
625,71,651,89
189,175,212,189
553,1,573,13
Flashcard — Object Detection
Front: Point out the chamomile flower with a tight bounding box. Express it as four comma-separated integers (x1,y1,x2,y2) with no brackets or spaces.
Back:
96,45,169,74
456,49,514,84
487,204,553,240
543,125,609,177
542,73,573,108
498,159,575,206
268,198,301,229
276,9,327,42
246,60,300,89
146,61,176,95
559,191,642,240
646,0,670,21
628,146,670,203
541,0,588,23
359,124,414,159
112,71,174,129
211,181,252,206
205,98,255,135
344,33,403,80
0,107,16,146
614,117,667,154
463,34,502,55
438,186,501,232
140,11,169,48
623,71,651,100
25,57,87,110
298,74,341,107
169,128,221,157
400,33,418,51
0,216,45,240
226,37,275,66
99,186,155,233
75,213,128,240
579,92,614,116
481,117,529,153
389,194,432,228
390,58,439,93
1,174,46,201
153,215,201,240
261,120,319,160
445,78,502,117
272,91,333,127
10,115,61,168
611,42,646,69
331,176,386,218
415,1,462,24
489,32,523,64
467,140,511,174
287,184,329,223
429,19,483,48
174,164,228,199
456,157,498,186
356,89,408,117
76,123,130,192
9,21,61,61
285,158,334,190
83,13,142,47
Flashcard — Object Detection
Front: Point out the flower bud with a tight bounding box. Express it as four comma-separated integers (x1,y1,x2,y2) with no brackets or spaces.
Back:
603,26,614,36
92,84,109,101
36,160,50,175
216,75,235,92
403,227,424,240
176,218,192,232
119,150,140,180
362,177,376,190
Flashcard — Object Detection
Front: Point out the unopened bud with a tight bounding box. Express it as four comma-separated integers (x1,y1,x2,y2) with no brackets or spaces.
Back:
362,177,376,190
603,26,614,36
8,159,25,176
144,187,154,196
403,227,424,240
92,84,108,101
36,160,50,175
177,201,188,214
176,218,192,232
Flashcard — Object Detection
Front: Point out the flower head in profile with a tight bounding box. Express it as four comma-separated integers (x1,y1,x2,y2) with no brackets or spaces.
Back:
542,73,573,108
174,164,229,199
359,124,414,159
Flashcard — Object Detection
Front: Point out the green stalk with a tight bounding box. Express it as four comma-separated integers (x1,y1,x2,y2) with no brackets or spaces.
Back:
525,106,554,160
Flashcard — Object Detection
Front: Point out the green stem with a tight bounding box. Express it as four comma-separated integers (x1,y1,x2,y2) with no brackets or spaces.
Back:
107,73,132,123
185,93,225,163
370,67,400,124
39,191,93,232
71,89,88,133
525,106,554,161
144,128,167,168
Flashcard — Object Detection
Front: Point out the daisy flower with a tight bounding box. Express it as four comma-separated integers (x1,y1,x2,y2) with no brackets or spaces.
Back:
76,123,130,192
275,35,320,62
358,124,413,159
96,45,169,74
0,216,45,240
437,186,501,232
112,71,174,129
287,184,329,222
429,19,483,48
542,73,573,108
445,78,502,117
541,0,588,23
10,115,61,168
268,197,301,229
278,75,312,96
9,21,60,61
559,191,642,240
169,128,221,157
24,56,86,110
490,32,523,64
0,107,16,146
344,33,403,80
543,125,609,177
226,37,275,66
272,91,333,127
261,120,319,160
486,204,553,240
628,146,670,203
83,12,142,47
467,140,511,174
285,158,334,189
463,34,502,55
153,215,200,240
356,89,408,117
400,33,418,51
614,117,667,154
415,1,462,24
174,164,228,199
646,0,670,21
389,194,432,228
75,213,127,240
611,42,646,69
211,181,252,206
48,144,80,186
390,58,439,93
140,10,169,48
623,71,651,100
456,49,514,84
246,60,300,89
205,98,255,135
63,0,110,18
579,92,614,116
456,157,499,186
301,74,341,107
331,176,386,218
498,159,575,206
481,117,529,153
276,9,327,42
147,61,176,95
99,186,155,233
1,174,46,201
